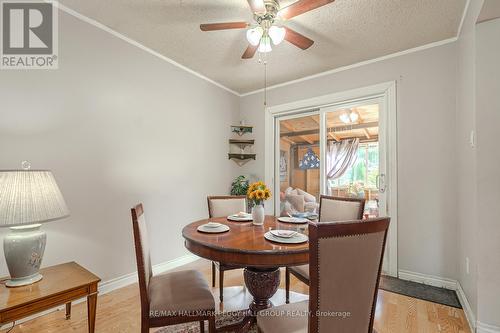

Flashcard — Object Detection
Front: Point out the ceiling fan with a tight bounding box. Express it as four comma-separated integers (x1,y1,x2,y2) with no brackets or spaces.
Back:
200,0,335,59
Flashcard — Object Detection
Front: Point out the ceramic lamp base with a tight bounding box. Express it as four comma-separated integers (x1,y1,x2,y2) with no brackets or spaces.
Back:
5,273,43,287
3,224,46,288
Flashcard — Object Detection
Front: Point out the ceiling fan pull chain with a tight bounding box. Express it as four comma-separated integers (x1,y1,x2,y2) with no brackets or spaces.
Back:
264,57,268,107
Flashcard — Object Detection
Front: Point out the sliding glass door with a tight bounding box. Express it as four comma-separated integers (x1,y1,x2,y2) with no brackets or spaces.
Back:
273,95,393,275
321,98,385,220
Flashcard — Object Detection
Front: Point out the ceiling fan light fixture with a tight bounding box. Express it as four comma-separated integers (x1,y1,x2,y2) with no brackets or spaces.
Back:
268,25,286,45
246,26,264,46
258,36,272,53
349,111,359,122
201,0,337,59
340,112,351,124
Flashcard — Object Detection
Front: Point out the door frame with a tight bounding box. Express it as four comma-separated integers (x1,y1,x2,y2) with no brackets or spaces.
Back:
264,81,398,277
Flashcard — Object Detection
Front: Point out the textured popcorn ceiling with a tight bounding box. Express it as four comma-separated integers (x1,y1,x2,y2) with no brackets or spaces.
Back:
59,0,467,94
478,0,500,23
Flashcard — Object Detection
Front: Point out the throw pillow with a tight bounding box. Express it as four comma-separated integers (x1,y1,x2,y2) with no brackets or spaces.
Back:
296,188,316,203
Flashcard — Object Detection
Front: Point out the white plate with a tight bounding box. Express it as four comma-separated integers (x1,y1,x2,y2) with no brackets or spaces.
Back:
205,222,222,228
227,214,253,222
270,229,297,238
264,231,308,244
277,217,309,224
197,224,230,233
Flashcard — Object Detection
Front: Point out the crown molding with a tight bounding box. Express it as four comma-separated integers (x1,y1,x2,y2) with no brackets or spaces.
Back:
458,0,472,37
240,0,471,96
55,3,240,97
240,37,457,96
55,1,471,98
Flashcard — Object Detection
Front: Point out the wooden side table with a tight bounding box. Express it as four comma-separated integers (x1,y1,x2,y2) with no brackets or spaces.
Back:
0,262,101,332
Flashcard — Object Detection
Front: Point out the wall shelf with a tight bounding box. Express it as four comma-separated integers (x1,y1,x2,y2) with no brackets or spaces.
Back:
228,153,256,166
229,124,254,166
228,153,256,161
229,139,255,150
231,125,253,136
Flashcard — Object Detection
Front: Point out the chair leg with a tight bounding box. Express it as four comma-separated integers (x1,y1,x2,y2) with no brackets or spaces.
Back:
199,320,205,333
141,320,149,333
211,262,216,287
285,267,290,304
208,316,216,333
219,268,224,302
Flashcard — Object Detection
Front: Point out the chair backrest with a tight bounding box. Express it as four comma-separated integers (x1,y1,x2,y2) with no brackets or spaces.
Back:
308,217,390,333
207,195,247,218
318,195,366,221
131,203,153,316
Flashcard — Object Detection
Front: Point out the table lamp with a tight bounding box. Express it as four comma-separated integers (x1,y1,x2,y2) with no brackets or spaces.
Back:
0,164,69,287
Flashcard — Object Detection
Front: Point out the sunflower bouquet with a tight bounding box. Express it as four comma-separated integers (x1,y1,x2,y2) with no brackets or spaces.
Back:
247,181,272,206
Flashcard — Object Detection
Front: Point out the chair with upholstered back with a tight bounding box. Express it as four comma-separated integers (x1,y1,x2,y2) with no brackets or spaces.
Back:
131,203,216,333
207,195,247,302
258,217,390,333
319,195,366,221
207,195,247,218
285,195,366,303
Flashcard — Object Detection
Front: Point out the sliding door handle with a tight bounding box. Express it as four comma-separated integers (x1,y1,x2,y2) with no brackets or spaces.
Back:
377,174,386,193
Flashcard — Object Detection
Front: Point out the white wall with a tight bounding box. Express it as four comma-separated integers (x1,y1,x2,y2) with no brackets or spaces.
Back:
0,12,239,281
0,5,497,328
456,0,484,318
476,18,500,329
238,43,459,279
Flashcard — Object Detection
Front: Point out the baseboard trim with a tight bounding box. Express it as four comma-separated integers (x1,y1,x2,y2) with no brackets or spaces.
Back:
0,254,199,330
456,282,477,331
152,254,199,276
398,269,478,332
3,262,493,333
98,254,199,295
477,322,500,333
398,269,458,290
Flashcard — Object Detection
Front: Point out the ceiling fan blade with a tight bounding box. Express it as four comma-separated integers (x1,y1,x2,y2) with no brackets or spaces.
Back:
247,0,266,14
242,44,258,59
200,22,248,31
284,27,314,49
279,0,335,20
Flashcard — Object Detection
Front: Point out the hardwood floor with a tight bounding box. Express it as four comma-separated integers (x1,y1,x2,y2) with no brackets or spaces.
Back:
1,259,471,333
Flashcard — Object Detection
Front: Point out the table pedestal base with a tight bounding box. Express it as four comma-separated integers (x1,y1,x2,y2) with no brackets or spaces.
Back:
244,267,280,313
212,287,309,333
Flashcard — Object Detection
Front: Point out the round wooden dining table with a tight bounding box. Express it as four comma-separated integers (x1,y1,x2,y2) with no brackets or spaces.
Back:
182,215,309,314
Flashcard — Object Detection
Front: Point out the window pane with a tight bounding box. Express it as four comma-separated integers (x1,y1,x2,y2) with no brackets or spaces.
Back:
278,115,320,217
329,143,379,190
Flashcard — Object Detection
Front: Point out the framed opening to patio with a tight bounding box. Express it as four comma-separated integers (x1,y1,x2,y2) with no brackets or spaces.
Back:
265,81,398,277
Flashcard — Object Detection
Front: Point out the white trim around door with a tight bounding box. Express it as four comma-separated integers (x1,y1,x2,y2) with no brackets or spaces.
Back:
264,81,398,277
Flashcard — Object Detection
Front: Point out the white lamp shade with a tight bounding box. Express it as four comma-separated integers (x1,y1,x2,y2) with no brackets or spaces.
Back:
258,36,272,53
246,27,263,46
0,170,69,227
339,113,351,124
349,111,359,122
268,26,286,45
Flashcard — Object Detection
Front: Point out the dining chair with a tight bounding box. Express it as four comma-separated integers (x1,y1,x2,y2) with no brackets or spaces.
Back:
207,195,247,302
285,195,366,303
258,217,390,333
131,203,216,333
